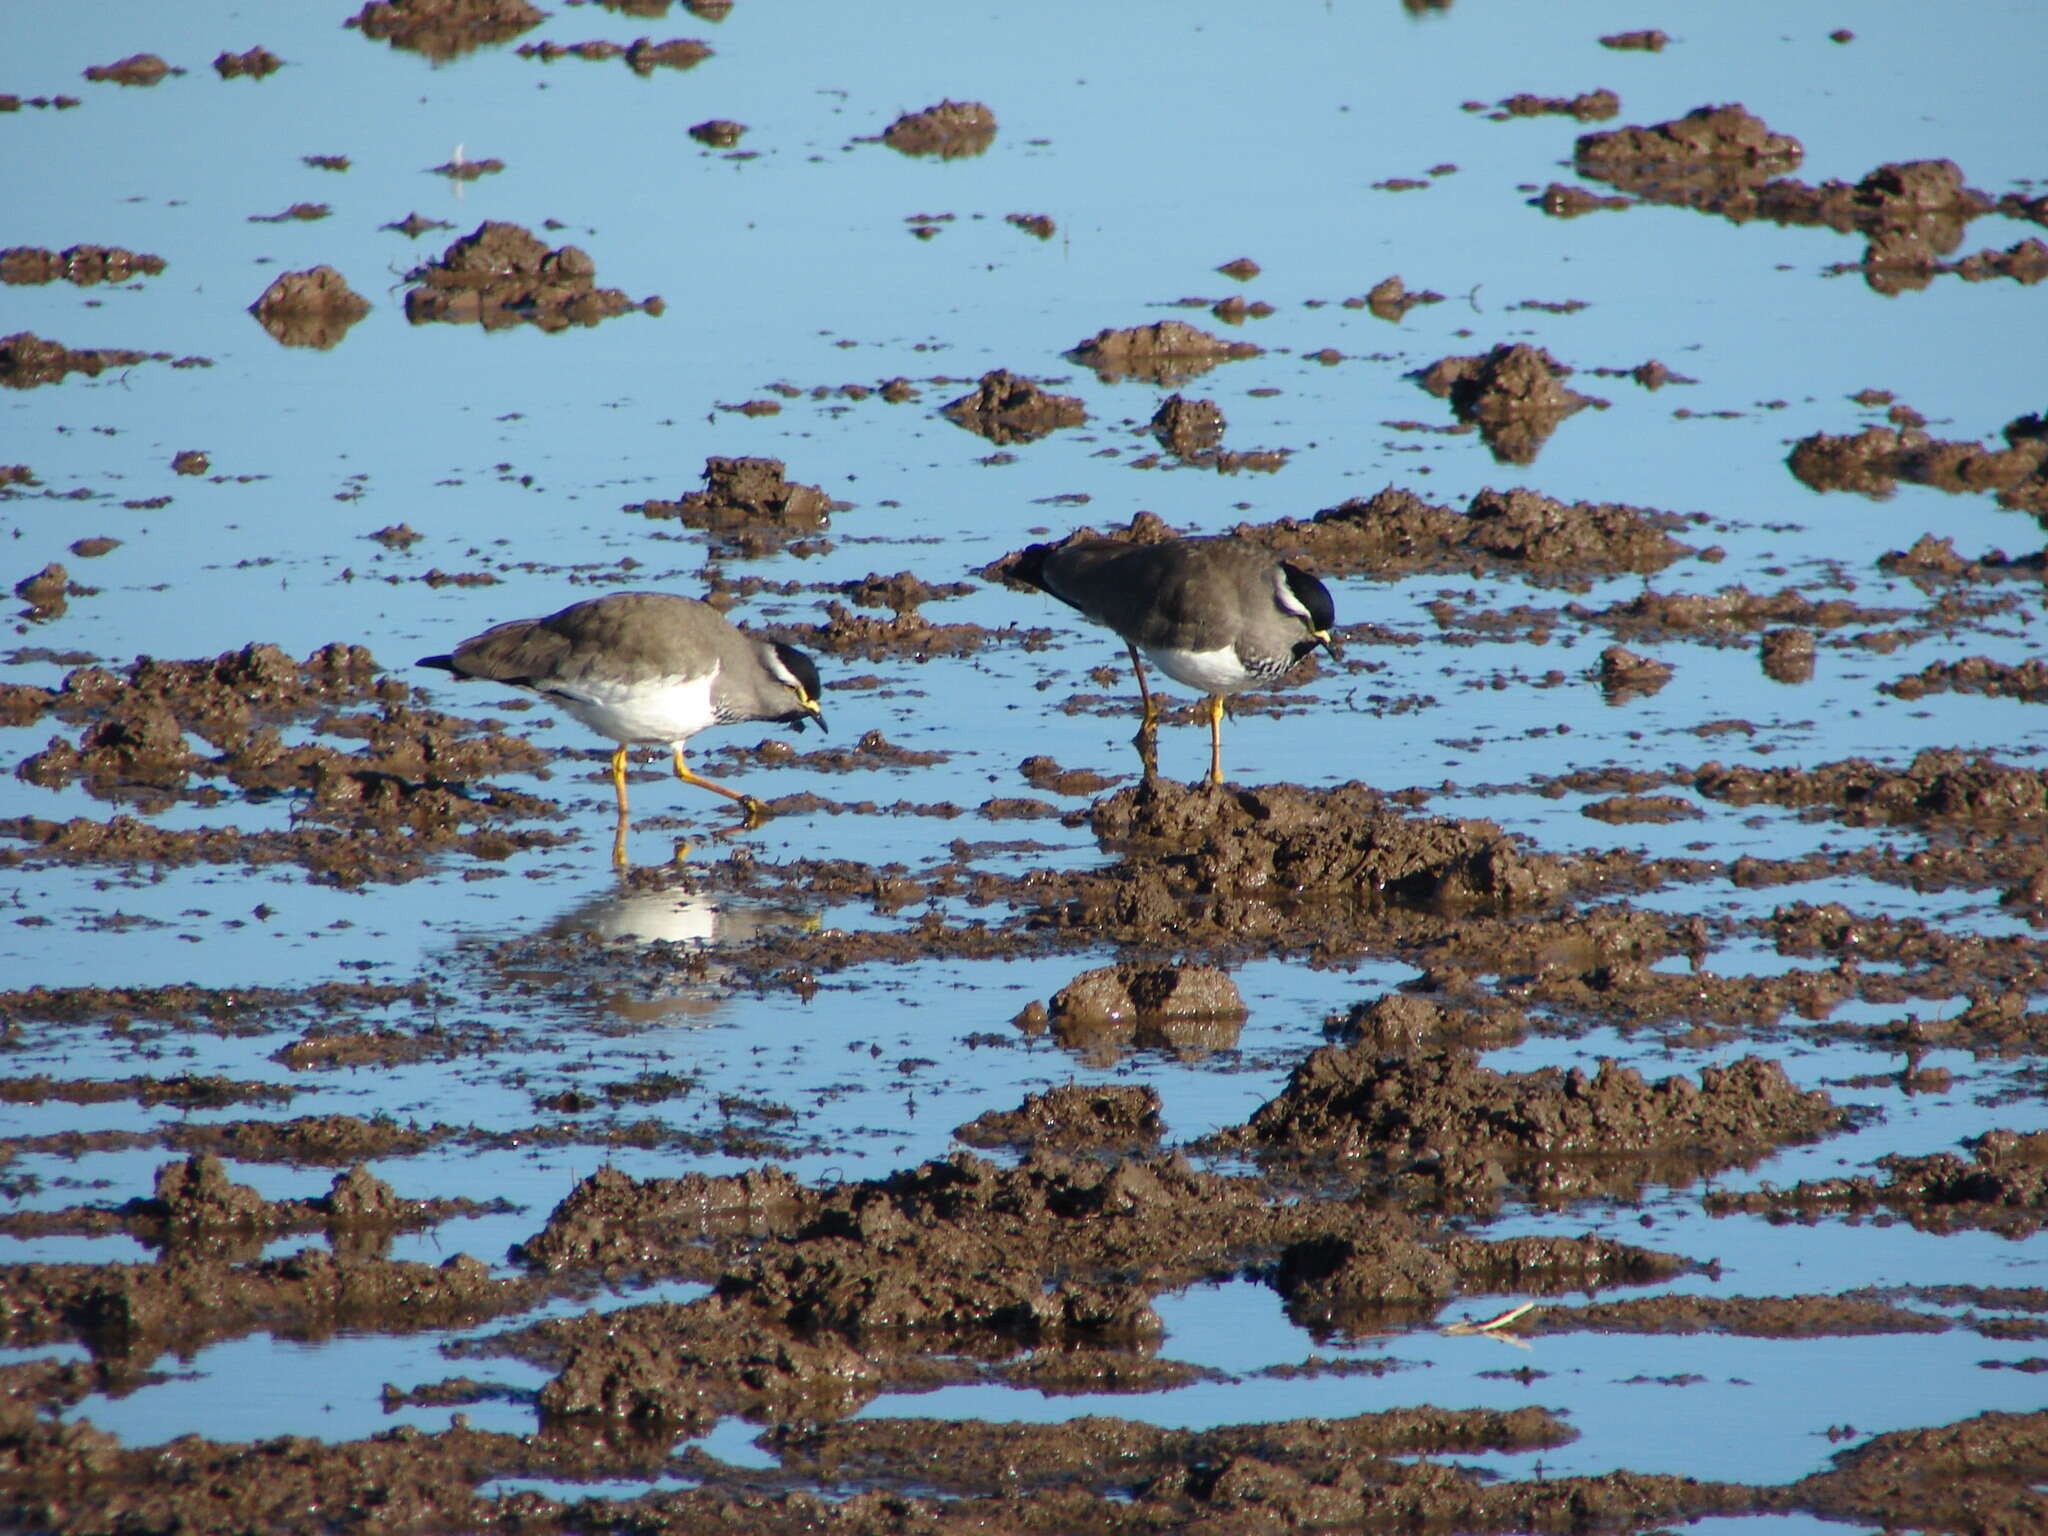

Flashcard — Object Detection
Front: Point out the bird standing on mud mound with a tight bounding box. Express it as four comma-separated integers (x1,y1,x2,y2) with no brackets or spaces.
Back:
417,592,824,865
1011,535,1336,785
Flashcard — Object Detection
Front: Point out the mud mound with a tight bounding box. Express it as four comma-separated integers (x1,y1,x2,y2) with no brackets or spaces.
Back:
402,221,655,331
0,1247,538,1360
1696,749,2048,825
1151,393,1225,455
940,368,1085,444
83,54,181,86
0,331,155,389
1287,484,1691,582
213,47,282,79
1575,102,1804,198
1013,964,1249,1061
1596,643,1675,699
1224,1044,1844,1197
1053,779,1577,948
496,1149,1689,1428
1,246,165,287
5,641,565,882
516,38,712,74
1068,320,1261,386
1887,656,2048,703
249,266,371,349
347,0,544,59
777,600,994,659
955,1084,1166,1152
1788,412,2048,519
1706,1129,2048,1235
627,455,837,557
1418,344,1606,464
881,99,996,158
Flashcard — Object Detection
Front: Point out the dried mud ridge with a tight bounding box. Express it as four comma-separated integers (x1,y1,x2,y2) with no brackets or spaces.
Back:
348,0,545,61
941,368,1087,445
1563,103,2048,294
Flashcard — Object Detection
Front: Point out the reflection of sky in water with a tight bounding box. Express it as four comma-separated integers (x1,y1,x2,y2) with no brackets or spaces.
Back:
5,0,2047,1489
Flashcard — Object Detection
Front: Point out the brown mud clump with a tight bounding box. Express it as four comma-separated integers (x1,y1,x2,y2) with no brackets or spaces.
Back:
1887,656,2048,704
1224,1041,1846,1202
940,368,1086,445
0,332,154,390
688,118,745,148
516,39,713,75
1575,103,1804,201
955,1084,1166,1152
402,221,658,332
83,54,182,86
1696,749,2048,826
881,99,997,159
1760,626,1816,683
1069,320,1261,386
1245,484,1694,583
1150,394,1226,457
1049,778,1585,953
1418,343,1607,463
347,0,544,60
1364,274,1446,320
1,246,165,287
1597,644,1675,700
5,641,565,884
1020,963,1248,1060
1574,109,2025,294
1787,411,2048,519
1487,88,1620,122
1706,1129,2048,1236
249,266,371,350
214,47,283,79
1600,29,1669,50
13,563,79,622
627,456,838,559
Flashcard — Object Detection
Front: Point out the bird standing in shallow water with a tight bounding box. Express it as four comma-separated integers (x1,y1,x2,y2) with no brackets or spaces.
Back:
418,591,824,866
1011,535,1335,784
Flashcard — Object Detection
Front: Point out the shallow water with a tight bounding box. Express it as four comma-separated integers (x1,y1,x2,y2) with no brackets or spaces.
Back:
5,0,2046,1529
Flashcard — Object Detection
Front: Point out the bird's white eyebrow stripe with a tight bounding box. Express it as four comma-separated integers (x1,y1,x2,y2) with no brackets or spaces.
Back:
762,648,802,691
1273,569,1314,621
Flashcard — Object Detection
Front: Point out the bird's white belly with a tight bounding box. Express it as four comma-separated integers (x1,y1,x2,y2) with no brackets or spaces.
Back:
551,669,719,745
1145,644,1253,694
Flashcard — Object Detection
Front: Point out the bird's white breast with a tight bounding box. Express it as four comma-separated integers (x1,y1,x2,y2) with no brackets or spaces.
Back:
550,667,720,745
1145,643,1255,694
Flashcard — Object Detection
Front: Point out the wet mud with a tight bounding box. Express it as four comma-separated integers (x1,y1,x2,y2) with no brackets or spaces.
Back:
8,10,2048,1534
3,642,567,884
880,99,997,159
1567,103,2048,294
1418,343,1608,463
402,222,659,332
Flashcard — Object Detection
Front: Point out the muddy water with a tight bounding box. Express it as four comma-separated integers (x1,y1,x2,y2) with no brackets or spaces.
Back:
4,2,2047,1531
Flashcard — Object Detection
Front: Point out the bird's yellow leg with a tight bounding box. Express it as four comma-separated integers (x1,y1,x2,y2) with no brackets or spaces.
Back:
673,746,769,825
609,746,632,867
1206,695,1226,786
